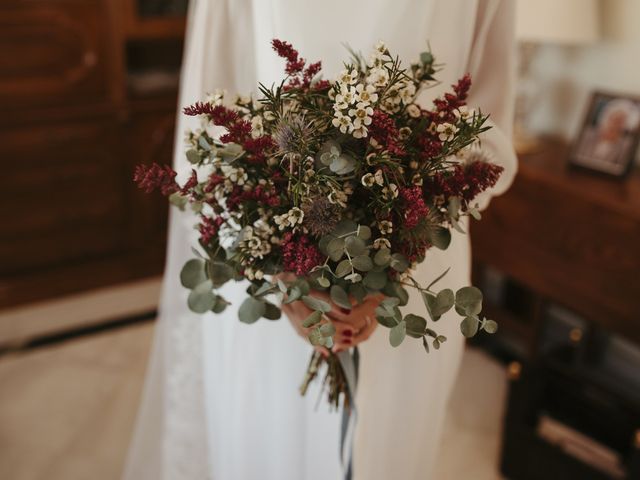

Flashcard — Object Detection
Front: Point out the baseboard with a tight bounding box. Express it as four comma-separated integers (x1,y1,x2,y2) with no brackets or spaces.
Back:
0,277,163,347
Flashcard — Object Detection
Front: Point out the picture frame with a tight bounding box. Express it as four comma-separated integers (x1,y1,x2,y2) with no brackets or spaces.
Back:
569,91,640,178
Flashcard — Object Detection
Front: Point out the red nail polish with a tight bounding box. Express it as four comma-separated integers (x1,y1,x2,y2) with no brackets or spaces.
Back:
339,307,350,314
343,330,353,337
343,338,352,345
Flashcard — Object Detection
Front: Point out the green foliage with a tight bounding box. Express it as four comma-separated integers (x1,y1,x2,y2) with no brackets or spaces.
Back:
455,286,483,316
302,295,332,313
238,297,266,324
187,280,216,313
330,285,351,310
405,314,427,338
423,288,454,321
351,255,373,272
426,226,452,250
460,316,479,338
389,321,407,347
180,259,207,289
303,310,323,328
363,271,387,290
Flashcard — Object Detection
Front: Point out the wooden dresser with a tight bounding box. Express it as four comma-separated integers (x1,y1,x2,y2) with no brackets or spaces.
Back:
472,140,640,353
0,0,186,310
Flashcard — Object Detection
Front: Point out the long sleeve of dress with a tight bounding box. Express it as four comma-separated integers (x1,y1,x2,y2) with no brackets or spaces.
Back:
466,0,518,209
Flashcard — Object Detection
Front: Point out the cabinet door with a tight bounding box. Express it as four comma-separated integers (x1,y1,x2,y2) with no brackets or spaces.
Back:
0,0,121,114
0,110,174,308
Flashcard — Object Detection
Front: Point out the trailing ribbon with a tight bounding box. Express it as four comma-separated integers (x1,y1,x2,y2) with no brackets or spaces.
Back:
337,347,359,480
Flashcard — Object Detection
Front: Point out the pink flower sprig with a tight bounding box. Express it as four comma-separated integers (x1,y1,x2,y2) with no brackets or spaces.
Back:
399,186,430,230
425,161,504,203
133,163,179,196
271,39,327,90
281,232,324,276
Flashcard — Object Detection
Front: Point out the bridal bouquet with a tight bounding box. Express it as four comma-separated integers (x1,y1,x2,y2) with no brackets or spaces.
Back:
135,39,502,407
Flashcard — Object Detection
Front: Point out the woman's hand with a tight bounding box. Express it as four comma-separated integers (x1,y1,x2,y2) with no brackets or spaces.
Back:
280,287,381,354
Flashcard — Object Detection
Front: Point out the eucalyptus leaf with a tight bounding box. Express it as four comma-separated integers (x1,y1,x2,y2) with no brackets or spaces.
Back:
348,283,367,304
427,226,452,250
208,262,234,288
335,259,352,278
405,314,427,338
330,285,351,310
294,279,311,296
460,316,479,338
425,289,454,321
327,237,346,261
374,248,392,266
180,259,207,289
309,328,324,346
320,322,336,337
302,310,323,328
186,149,201,164
390,253,409,273
284,286,302,304
376,315,397,328
483,319,498,334
169,192,188,210
345,236,366,256
277,279,288,293
319,235,332,255
375,306,395,318
455,286,483,316
332,220,358,237
263,301,282,320
447,196,461,220
187,280,216,313
238,296,266,324
198,136,212,151
351,255,373,271
317,276,331,288
422,336,430,353
469,207,482,221
211,294,229,314
383,282,409,306
301,295,332,313
356,225,372,240
389,321,407,347
363,271,387,290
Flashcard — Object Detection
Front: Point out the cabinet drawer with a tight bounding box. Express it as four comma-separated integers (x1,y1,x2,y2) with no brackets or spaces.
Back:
0,0,119,113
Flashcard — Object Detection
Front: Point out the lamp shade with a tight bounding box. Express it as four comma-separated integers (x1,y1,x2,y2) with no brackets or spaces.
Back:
516,0,600,45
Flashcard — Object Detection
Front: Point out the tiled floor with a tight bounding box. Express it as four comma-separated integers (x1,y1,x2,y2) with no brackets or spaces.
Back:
0,322,506,480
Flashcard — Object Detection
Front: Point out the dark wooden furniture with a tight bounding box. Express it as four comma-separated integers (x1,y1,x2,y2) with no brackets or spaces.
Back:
471,141,640,479
0,0,186,309
472,141,640,356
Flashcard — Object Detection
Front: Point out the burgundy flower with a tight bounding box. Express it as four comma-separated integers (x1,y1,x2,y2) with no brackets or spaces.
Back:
199,216,224,245
424,161,503,203
272,39,325,90
281,232,324,276
369,110,406,156
133,163,179,196
399,186,430,230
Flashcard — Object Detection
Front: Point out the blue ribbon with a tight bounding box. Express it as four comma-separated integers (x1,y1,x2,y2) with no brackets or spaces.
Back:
337,348,359,480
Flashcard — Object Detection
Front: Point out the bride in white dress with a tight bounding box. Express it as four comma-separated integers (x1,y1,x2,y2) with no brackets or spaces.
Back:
123,1,517,479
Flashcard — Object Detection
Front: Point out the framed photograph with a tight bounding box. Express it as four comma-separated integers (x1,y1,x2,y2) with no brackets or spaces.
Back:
569,91,640,178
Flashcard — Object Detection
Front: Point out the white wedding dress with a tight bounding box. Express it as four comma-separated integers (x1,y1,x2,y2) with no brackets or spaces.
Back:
123,1,517,479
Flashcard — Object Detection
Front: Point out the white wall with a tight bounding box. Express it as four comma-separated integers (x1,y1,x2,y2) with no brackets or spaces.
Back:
526,0,640,145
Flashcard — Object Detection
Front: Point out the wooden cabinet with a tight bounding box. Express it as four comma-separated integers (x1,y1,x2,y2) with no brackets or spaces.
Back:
471,141,640,353
0,1,186,309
